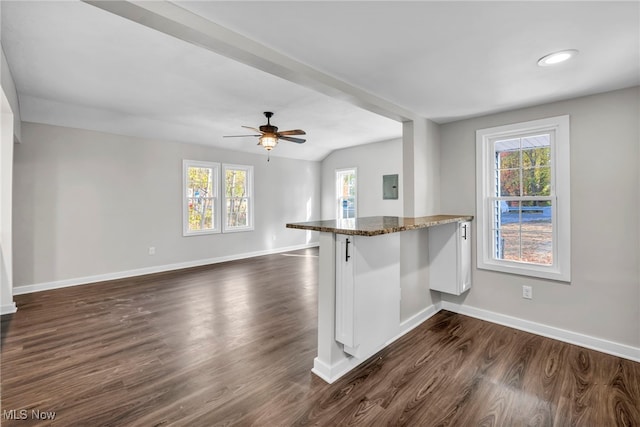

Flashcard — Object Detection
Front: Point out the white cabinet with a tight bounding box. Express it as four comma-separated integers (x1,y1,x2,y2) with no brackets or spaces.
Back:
428,221,472,295
334,233,400,358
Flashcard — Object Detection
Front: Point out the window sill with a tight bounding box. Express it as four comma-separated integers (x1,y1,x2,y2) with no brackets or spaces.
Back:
183,229,221,237
222,227,254,233
478,259,570,282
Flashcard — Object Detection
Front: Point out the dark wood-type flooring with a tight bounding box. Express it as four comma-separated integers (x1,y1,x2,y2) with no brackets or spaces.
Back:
2,248,639,426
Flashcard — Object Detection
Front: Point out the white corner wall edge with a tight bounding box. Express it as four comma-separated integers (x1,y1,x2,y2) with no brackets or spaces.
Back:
396,302,443,339
312,303,443,384
1,302,17,315
13,242,319,296
441,300,640,363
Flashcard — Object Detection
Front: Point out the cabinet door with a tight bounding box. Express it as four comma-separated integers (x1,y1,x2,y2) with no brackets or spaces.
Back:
335,233,401,358
429,221,472,295
335,234,356,348
459,221,472,293
428,223,457,294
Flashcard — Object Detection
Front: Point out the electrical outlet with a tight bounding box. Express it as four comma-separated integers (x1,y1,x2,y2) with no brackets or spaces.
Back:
148,246,156,255
522,285,533,299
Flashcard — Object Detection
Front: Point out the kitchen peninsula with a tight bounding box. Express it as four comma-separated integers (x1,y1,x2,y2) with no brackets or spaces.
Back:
287,215,473,383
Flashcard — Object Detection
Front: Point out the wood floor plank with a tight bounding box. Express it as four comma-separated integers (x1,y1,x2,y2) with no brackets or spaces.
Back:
2,247,638,426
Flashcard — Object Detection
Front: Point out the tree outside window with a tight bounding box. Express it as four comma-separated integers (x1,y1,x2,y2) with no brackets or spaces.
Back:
223,164,253,232
183,160,219,235
494,135,552,265
476,115,571,282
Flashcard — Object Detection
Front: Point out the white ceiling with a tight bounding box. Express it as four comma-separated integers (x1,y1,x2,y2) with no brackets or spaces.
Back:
1,1,638,161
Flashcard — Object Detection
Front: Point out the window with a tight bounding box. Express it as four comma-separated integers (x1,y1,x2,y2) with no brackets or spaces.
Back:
183,161,254,236
476,115,570,281
183,160,220,236
336,168,357,219
223,164,254,232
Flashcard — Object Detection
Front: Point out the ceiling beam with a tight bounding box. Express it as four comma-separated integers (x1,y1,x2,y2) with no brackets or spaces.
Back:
82,0,416,123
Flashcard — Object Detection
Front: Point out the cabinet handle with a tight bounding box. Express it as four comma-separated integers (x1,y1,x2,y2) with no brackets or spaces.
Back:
462,224,467,240
346,238,351,262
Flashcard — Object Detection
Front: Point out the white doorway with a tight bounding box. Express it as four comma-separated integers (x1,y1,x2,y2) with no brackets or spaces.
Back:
336,168,357,220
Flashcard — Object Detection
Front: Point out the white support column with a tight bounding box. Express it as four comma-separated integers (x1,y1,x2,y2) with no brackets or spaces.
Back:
313,231,403,383
312,231,349,382
400,117,442,322
402,118,440,217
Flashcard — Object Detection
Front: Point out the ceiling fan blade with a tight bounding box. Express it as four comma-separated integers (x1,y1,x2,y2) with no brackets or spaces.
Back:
242,126,264,133
223,134,260,138
278,129,306,136
279,136,306,144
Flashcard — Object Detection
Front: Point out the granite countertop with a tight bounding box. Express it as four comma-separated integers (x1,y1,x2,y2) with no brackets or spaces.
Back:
286,215,473,236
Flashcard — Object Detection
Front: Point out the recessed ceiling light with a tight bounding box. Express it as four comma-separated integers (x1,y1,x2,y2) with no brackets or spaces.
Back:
537,49,579,67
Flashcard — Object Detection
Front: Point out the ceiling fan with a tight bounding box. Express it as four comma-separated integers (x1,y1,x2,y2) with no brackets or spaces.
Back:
224,112,306,153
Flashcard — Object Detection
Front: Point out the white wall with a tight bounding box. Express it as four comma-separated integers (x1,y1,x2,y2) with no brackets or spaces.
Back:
439,86,640,348
1,41,19,314
1,89,16,314
13,122,321,289
321,138,403,219
1,46,21,143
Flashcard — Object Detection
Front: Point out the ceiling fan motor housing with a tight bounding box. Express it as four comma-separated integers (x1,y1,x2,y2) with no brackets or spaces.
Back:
259,124,277,134
260,112,277,134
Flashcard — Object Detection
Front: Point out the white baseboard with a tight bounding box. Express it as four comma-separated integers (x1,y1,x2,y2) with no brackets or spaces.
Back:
312,302,443,384
311,358,335,383
312,356,359,384
13,242,319,296
441,300,640,363
311,298,640,384
1,302,17,315
396,302,443,339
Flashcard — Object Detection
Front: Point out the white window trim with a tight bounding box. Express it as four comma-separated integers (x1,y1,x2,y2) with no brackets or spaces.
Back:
476,115,571,282
183,160,221,236
222,163,254,233
336,167,358,220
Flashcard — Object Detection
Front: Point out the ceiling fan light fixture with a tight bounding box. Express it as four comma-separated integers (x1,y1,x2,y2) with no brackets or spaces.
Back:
260,134,278,151
537,49,579,67
224,112,305,154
